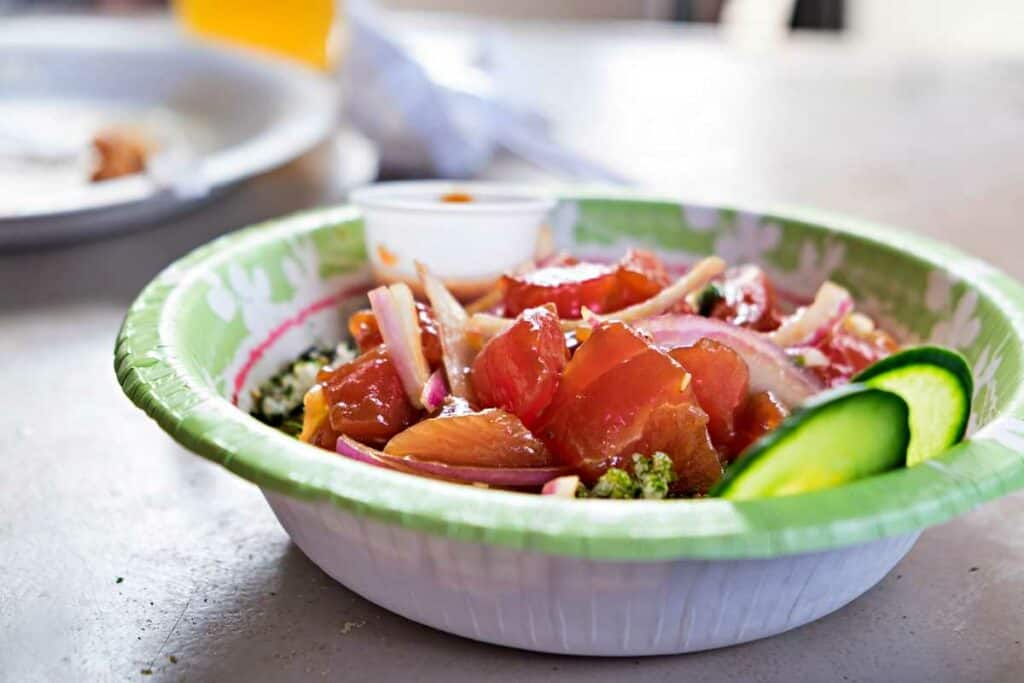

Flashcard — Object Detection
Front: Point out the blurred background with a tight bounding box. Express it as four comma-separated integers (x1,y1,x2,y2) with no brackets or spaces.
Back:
2,1,1023,324
3,0,1024,235
2,0,1023,330
3,0,1024,253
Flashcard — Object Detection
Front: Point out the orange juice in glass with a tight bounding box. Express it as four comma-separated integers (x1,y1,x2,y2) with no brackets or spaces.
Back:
175,0,339,70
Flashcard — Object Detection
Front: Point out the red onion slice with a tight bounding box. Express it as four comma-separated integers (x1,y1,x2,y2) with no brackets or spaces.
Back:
635,314,823,407
417,262,477,401
419,369,449,413
368,283,431,408
335,434,391,469
336,435,573,487
541,475,581,498
768,281,853,348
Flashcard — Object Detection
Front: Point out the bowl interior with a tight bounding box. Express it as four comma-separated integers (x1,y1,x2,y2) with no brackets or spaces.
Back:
116,195,1024,560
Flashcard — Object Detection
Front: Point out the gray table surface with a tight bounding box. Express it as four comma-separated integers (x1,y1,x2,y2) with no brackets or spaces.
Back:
3,16,1024,683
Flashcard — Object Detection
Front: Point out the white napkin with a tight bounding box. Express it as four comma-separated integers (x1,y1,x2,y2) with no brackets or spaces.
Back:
342,0,628,183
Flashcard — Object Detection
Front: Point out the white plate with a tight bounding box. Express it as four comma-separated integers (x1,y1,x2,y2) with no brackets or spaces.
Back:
0,16,339,247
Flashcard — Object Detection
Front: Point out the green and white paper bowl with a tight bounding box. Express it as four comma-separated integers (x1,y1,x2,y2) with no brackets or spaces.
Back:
116,194,1024,655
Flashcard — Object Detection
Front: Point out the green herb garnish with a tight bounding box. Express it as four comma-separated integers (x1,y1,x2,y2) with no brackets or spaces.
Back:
250,343,355,435
696,283,725,317
580,452,677,500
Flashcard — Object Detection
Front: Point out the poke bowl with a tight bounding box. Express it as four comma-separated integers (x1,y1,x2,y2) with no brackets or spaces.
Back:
115,190,1024,656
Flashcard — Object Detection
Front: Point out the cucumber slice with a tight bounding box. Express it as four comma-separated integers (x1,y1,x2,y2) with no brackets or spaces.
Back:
854,346,972,466
711,385,909,500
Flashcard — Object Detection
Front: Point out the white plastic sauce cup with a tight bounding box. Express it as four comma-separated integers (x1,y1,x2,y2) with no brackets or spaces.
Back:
350,181,556,300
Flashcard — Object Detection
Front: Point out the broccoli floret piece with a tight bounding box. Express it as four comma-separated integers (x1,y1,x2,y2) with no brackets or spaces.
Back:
633,452,677,500
590,468,638,499
584,452,677,500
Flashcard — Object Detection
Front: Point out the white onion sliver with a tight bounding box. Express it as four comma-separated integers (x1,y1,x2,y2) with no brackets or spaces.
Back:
466,312,519,337
416,262,477,401
786,346,830,368
368,283,431,408
467,256,726,338
591,256,726,325
464,286,503,315
636,314,823,407
768,281,853,348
